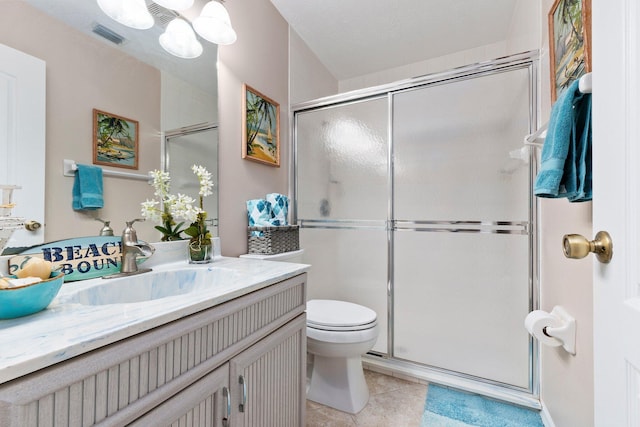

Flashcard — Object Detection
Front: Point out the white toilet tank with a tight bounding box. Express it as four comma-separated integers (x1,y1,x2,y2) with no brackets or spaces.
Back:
239,249,304,263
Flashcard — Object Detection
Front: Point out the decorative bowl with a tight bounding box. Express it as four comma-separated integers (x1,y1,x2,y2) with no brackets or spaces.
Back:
0,271,65,319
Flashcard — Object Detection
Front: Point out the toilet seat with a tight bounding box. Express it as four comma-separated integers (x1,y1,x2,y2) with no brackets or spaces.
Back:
307,322,379,344
307,321,377,332
307,299,377,331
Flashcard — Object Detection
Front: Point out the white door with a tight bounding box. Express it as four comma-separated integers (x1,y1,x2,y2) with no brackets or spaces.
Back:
0,43,46,249
592,1,640,425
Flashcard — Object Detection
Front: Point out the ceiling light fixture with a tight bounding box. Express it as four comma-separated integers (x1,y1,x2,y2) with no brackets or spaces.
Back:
159,18,203,59
193,1,237,45
152,0,195,11
96,0,236,60
96,0,154,30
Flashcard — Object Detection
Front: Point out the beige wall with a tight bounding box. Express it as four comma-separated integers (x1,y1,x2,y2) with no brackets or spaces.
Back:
289,30,338,104
538,1,594,426
539,201,594,427
506,0,542,54
161,72,217,131
0,2,161,241
216,0,290,256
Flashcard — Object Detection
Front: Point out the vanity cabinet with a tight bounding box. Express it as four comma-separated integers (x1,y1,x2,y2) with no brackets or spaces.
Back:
131,315,305,427
0,273,307,427
131,363,230,427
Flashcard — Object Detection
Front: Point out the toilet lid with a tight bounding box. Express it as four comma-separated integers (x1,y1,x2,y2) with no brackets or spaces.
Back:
307,299,377,331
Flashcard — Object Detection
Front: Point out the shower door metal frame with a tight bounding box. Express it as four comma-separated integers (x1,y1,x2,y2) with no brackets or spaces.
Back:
163,122,220,233
291,51,541,408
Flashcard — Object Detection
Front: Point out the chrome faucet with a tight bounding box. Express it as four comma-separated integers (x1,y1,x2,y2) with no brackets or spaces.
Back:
121,218,154,274
103,219,154,279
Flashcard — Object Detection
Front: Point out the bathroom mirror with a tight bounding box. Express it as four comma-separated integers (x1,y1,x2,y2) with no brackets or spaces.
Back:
165,124,219,237
1,0,218,249
23,0,218,97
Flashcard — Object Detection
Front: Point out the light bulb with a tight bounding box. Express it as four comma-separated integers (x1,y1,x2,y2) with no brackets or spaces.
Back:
193,1,237,45
159,18,203,59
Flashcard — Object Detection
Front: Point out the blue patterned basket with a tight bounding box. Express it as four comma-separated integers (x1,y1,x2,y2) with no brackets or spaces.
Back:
247,225,299,255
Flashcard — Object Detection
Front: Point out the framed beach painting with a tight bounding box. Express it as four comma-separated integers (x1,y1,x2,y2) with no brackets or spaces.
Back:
242,84,280,167
548,0,591,102
93,109,139,170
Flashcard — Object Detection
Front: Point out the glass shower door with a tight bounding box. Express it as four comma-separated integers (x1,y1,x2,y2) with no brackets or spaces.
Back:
165,125,219,236
295,97,389,353
392,68,533,388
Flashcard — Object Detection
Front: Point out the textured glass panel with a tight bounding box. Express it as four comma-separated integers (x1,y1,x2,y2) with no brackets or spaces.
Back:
393,231,530,388
296,98,388,221
301,228,388,354
393,68,531,221
166,128,219,235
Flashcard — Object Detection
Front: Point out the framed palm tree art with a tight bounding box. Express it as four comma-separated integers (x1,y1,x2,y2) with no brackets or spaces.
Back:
92,109,139,170
242,84,280,167
548,0,591,102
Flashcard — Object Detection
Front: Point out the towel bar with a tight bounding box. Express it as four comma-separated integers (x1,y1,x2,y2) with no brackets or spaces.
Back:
578,72,592,94
63,159,151,181
524,72,592,148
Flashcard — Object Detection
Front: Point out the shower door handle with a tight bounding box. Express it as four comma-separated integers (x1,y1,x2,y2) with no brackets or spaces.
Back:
563,231,613,264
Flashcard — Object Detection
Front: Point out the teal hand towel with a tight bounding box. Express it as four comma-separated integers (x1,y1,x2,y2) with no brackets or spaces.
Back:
534,78,592,201
72,164,104,210
568,92,592,202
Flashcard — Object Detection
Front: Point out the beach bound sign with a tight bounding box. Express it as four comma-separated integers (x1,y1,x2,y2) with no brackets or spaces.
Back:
8,236,148,282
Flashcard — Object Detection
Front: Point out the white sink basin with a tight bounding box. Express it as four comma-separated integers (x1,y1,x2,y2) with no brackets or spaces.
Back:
65,267,242,305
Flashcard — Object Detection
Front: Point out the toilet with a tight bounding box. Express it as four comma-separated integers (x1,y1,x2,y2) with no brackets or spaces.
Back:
306,299,378,414
239,250,380,414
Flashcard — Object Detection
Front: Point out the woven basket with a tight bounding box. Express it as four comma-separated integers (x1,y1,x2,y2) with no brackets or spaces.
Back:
247,225,299,255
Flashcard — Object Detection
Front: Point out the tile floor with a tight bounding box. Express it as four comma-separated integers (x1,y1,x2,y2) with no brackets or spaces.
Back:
306,369,428,427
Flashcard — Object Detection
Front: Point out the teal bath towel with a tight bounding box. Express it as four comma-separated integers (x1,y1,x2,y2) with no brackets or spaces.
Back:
72,164,104,210
534,78,592,202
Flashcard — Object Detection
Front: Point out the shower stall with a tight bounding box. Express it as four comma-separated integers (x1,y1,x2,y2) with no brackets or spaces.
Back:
293,52,540,405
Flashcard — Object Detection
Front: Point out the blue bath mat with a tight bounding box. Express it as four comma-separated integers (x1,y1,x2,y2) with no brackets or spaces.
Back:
421,384,543,427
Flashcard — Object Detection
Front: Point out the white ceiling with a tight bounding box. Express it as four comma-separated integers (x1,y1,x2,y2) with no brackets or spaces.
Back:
270,0,520,80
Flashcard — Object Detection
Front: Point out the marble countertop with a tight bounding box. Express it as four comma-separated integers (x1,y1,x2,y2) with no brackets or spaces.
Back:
0,256,309,384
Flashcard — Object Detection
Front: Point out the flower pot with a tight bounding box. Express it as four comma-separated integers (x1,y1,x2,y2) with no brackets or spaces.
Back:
149,240,188,266
188,241,212,264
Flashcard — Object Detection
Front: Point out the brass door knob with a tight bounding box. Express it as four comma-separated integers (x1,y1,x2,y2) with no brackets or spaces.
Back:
24,220,42,232
563,231,613,264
